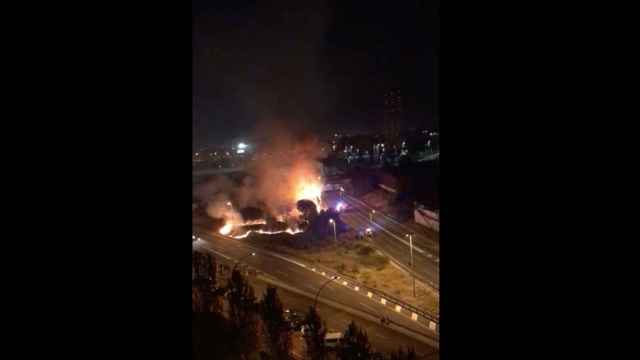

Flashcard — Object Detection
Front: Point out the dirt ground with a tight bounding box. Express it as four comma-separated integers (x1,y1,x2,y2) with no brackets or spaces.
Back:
256,234,439,315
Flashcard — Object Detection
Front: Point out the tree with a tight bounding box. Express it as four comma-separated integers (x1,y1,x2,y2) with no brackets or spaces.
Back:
304,306,327,360
260,286,291,359
226,269,259,357
297,199,319,222
337,321,372,360
192,251,223,313
389,347,416,360
193,312,238,360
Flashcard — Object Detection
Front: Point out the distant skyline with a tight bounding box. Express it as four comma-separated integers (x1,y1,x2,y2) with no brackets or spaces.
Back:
193,0,438,147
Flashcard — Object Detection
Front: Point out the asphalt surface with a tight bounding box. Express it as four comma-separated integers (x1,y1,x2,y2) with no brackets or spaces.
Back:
193,232,439,350
243,269,439,358
338,194,440,290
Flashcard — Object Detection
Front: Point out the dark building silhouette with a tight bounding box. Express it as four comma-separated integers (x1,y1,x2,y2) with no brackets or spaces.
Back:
383,89,403,147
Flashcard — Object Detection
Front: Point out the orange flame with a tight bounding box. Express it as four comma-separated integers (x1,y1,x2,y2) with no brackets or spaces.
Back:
232,228,303,239
296,179,323,208
219,222,233,235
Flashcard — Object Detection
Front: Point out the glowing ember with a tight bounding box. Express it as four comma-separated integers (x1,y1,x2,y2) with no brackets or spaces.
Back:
233,228,303,239
240,219,267,226
219,222,233,235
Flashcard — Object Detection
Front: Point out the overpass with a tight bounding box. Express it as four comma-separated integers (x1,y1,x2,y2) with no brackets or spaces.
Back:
192,166,246,176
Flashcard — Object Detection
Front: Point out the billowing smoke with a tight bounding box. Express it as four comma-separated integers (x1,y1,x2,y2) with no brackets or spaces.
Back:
204,195,243,226
194,125,325,233
248,129,324,216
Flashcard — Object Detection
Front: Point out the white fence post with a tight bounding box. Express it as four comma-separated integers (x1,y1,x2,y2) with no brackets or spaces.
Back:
429,321,437,331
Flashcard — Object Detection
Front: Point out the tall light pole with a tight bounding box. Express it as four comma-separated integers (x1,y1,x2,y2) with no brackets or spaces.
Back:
370,209,376,222
329,219,337,245
314,275,340,309
405,234,416,297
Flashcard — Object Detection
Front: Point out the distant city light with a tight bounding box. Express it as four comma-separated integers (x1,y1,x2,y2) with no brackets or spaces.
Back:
237,148,245,154
238,142,247,149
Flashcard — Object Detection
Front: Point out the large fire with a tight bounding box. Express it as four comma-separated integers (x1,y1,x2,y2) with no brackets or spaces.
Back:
217,171,324,237
295,179,323,209
219,222,233,235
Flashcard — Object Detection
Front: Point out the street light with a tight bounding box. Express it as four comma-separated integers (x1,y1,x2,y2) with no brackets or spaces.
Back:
405,234,416,297
234,252,256,270
314,275,340,309
370,209,376,222
329,219,337,245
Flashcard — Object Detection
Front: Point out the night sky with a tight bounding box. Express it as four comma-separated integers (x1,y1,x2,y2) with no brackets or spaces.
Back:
193,0,438,148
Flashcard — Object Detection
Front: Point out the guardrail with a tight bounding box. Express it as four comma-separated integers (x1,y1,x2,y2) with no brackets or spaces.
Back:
195,235,439,334
302,259,439,326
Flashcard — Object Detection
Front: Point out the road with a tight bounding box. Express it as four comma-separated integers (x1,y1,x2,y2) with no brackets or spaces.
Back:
338,193,440,291
193,231,439,351
239,266,439,358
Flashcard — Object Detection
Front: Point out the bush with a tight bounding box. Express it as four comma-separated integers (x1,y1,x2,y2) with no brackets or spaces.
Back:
361,254,389,270
350,264,360,274
357,245,374,256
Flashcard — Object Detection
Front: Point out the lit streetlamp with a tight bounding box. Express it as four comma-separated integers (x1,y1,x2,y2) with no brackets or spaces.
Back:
405,234,416,297
314,275,340,309
329,219,337,245
370,209,376,222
